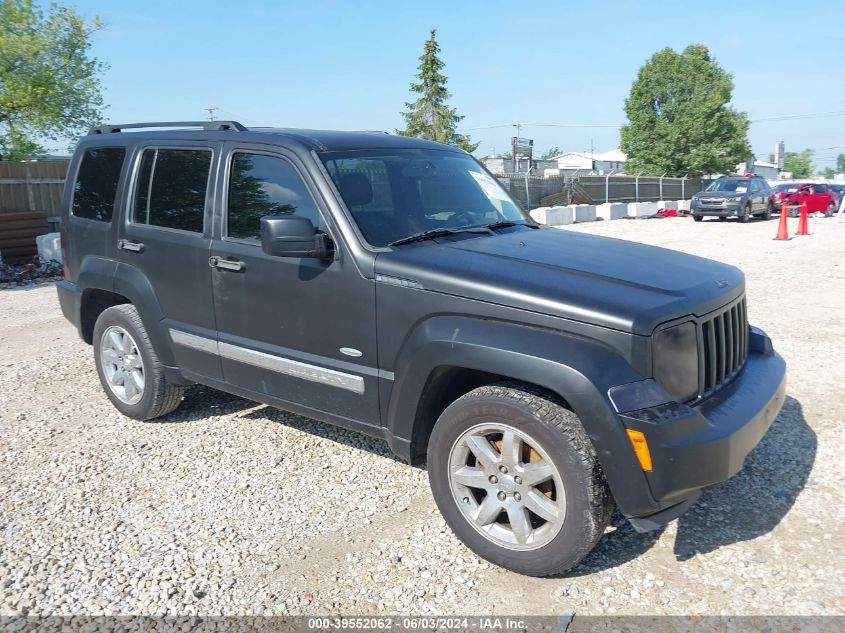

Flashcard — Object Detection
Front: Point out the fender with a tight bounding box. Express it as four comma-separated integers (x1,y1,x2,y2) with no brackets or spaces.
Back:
111,261,177,368
386,315,660,517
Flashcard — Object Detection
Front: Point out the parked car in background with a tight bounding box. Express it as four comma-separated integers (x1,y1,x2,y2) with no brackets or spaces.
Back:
690,175,773,222
774,183,837,216
826,183,845,207
771,183,799,210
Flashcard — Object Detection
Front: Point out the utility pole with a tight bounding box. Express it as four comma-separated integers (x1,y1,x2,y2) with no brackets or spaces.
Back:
206,106,218,121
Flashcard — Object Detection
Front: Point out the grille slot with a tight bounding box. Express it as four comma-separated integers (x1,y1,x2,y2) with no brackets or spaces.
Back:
700,297,748,396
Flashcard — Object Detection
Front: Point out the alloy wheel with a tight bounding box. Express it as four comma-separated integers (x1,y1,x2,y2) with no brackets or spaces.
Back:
100,325,145,405
447,423,566,551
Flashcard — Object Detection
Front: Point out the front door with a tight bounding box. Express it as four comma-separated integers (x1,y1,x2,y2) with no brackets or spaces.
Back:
209,143,379,423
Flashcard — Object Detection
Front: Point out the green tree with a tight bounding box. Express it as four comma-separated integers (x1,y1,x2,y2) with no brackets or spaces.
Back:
0,0,106,159
820,167,835,179
398,29,478,153
783,149,813,178
620,44,750,176
540,147,561,160
836,153,845,173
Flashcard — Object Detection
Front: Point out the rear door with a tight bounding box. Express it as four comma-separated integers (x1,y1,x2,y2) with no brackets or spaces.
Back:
116,141,222,380
208,142,380,423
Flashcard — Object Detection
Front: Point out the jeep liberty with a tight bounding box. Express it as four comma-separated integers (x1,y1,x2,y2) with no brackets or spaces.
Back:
57,122,787,576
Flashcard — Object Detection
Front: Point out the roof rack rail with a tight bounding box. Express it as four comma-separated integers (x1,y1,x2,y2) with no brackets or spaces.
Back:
89,121,247,135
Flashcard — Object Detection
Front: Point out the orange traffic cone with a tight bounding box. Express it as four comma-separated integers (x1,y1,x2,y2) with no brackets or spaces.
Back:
774,201,790,240
796,201,810,236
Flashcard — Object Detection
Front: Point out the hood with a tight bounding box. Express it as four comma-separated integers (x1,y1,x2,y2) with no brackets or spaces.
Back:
375,228,744,335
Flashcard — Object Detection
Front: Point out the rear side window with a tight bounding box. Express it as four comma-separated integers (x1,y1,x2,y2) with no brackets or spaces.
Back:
226,152,320,240
132,148,212,233
71,147,126,222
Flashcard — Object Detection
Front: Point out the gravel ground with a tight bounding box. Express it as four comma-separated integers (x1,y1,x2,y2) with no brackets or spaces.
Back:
1,215,844,618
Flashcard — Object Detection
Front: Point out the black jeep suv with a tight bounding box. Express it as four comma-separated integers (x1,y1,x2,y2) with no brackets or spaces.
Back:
57,121,786,576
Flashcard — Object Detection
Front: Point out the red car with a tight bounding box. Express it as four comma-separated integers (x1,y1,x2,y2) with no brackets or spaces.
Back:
771,182,837,216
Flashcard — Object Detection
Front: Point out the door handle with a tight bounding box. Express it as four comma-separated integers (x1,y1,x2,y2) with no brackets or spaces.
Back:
118,239,144,252
209,256,245,272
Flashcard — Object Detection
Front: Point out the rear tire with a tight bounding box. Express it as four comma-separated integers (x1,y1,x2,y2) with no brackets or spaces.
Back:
93,304,184,420
427,382,613,576
761,203,773,221
826,202,835,217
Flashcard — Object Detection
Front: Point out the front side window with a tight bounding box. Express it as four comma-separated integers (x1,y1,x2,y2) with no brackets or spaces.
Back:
227,153,320,240
132,148,212,233
72,147,126,222
321,149,527,247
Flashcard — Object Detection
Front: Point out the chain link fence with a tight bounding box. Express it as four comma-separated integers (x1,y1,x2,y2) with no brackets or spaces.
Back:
493,172,712,210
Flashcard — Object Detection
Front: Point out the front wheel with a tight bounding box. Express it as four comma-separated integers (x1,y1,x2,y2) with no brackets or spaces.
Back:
93,304,185,420
739,203,751,223
826,202,836,217
693,214,703,222
427,382,613,576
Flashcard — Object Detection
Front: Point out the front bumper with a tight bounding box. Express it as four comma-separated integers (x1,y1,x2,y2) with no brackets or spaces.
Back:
615,329,786,530
690,200,742,217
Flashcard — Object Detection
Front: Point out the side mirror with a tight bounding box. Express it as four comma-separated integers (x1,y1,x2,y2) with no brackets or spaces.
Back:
260,216,333,259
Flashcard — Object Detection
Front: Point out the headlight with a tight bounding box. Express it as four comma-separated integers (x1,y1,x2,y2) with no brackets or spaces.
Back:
653,321,699,402
728,196,743,202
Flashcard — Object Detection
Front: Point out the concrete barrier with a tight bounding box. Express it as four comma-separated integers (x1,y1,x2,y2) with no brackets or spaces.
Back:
657,200,678,210
529,207,551,223
677,199,691,212
36,232,62,263
546,205,575,226
596,202,628,221
574,204,596,223
627,202,658,218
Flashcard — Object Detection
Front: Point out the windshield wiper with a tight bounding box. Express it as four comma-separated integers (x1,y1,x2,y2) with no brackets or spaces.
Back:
390,227,488,247
483,220,538,230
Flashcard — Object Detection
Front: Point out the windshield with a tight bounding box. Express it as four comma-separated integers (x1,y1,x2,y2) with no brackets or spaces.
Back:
706,179,749,193
320,149,528,247
773,184,798,193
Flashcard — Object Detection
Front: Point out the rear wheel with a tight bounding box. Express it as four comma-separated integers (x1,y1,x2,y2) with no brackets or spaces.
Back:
761,202,773,221
427,382,613,576
93,304,184,420
826,202,835,217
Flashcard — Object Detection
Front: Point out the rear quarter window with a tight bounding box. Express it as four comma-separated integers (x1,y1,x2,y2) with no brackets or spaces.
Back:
71,147,127,222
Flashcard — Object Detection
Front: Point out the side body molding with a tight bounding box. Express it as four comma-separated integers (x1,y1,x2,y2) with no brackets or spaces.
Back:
385,316,653,516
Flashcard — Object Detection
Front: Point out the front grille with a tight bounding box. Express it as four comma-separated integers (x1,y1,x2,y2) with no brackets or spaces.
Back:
700,198,725,206
699,296,749,396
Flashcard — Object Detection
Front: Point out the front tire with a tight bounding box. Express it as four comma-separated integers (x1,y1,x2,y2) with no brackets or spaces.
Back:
739,203,751,223
693,214,703,222
93,304,184,420
826,202,835,217
427,382,613,576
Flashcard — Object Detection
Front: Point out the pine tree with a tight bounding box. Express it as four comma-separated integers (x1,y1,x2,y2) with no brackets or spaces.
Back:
398,30,478,153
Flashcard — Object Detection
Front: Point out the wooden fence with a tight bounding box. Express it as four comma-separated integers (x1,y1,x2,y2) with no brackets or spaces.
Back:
0,160,69,216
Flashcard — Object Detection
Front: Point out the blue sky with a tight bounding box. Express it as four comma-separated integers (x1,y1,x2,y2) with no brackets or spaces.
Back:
68,0,845,169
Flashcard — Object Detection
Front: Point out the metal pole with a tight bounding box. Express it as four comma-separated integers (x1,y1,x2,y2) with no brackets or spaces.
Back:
681,175,687,199
659,173,666,200
605,169,616,203
524,170,530,210
635,173,640,202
